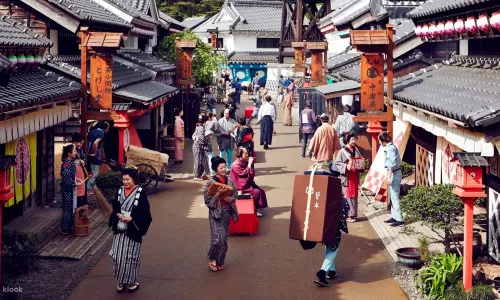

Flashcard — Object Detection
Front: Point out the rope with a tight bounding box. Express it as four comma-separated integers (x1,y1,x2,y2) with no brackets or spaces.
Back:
303,163,319,240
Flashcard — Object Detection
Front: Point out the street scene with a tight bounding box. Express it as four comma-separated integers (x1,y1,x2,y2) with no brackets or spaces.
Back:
1,0,500,299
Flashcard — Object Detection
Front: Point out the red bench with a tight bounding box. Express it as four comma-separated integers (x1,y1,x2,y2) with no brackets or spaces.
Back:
245,106,256,119
230,196,259,236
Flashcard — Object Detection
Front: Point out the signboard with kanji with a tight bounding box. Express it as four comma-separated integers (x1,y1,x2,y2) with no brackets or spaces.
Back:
360,54,384,111
180,51,193,80
311,52,322,82
90,55,113,110
210,33,217,48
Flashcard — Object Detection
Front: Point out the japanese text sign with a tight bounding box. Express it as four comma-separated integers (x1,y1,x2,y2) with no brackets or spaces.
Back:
90,55,113,110
361,54,384,111
294,49,304,69
180,51,193,80
311,52,322,82
210,33,217,48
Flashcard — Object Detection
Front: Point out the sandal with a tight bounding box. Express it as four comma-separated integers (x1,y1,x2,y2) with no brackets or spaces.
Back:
128,283,139,293
116,283,126,293
209,260,218,272
217,265,225,270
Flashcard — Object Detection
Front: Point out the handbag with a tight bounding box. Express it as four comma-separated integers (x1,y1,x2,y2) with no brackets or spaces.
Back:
117,210,131,232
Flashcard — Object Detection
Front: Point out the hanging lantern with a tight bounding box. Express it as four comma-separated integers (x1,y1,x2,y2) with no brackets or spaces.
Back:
477,14,489,33
491,11,500,30
16,53,26,70
33,54,42,67
25,53,34,70
421,24,430,37
429,23,438,38
445,20,455,36
465,16,477,35
8,54,17,72
455,18,466,35
437,21,446,37
415,25,423,38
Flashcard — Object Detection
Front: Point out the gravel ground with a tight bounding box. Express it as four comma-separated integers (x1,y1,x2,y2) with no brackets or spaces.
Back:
387,253,425,300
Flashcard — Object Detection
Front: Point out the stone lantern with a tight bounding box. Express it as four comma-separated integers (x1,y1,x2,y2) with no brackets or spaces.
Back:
451,152,488,291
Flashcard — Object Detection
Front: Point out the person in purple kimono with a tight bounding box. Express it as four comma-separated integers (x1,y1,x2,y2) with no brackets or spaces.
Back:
299,102,317,157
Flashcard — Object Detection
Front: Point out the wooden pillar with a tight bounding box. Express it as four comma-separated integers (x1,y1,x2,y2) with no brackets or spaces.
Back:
296,0,303,41
80,28,88,153
386,24,394,136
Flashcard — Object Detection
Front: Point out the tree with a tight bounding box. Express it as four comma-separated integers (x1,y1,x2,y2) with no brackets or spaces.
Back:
157,30,226,86
157,0,224,21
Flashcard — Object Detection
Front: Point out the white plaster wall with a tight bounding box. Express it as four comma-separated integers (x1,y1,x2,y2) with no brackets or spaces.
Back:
233,33,280,52
325,33,351,54
193,32,235,54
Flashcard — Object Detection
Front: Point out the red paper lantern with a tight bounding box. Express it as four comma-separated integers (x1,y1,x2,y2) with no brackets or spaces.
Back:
445,20,455,36
437,21,446,36
490,11,500,30
429,23,438,38
477,14,489,33
422,24,430,38
465,16,477,35
415,25,423,38
455,18,466,35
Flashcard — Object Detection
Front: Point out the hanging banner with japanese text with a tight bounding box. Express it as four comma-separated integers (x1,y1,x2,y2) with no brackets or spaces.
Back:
360,54,384,111
180,51,193,80
90,55,113,110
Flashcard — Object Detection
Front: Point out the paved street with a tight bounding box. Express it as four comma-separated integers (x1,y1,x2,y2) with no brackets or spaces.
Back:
68,100,407,300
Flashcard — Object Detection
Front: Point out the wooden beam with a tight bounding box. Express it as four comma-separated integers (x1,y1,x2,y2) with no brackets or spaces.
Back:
19,0,79,33
386,24,395,136
296,0,303,41
353,112,390,123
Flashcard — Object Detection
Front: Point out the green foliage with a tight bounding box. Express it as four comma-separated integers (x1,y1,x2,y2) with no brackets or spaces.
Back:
418,235,438,263
445,282,495,300
401,161,415,178
475,197,487,208
2,230,39,276
401,184,463,252
158,30,226,86
415,253,463,299
95,171,122,201
158,0,223,21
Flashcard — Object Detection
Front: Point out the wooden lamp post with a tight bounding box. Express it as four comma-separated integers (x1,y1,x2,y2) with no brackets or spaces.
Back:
0,155,16,285
451,152,488,291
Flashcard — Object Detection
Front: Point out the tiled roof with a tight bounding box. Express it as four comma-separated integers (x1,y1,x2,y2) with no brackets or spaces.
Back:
0,15,52,47
181,16,208,29
232,1,282,32
107,0,157,24
113,81,177,103
394,20,416,45
316,80,361,96
158,11,185,29
408,0,491,19
327,51,362,71
0,54,13,71
0,69,80,113
116,49,175,72
47,55,152,90
320,0,387,28
47,0,132,29
393,55,500,127
228,51,278,64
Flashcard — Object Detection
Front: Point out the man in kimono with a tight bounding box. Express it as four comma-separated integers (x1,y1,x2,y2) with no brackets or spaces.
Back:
299,102,317,158
308,113,341,164
218,109,238,168
334,105,358,146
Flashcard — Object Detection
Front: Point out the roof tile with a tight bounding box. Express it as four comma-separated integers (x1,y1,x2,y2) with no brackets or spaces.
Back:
408,0,491,19
0,14,52,47
228,51,278,64
232,1,282,32
116,49,175,72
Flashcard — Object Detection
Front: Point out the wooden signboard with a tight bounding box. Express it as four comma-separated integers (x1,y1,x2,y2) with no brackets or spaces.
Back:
90,55,113,110
180,51,193,80
210,32,217,48
360,54,384,111
311,52,323,82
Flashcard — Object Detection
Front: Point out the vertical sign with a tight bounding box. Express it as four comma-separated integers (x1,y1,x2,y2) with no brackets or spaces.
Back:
311,52,322,82
180,51,193,80
210,32,217,48
90,55,113,110
294,48,303,70
360,54,384,111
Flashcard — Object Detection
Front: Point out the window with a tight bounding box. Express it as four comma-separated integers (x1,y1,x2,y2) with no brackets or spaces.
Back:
257,38,280,49
207,38,224,48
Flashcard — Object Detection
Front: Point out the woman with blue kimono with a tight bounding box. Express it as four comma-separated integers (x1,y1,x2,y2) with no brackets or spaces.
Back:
60,144,82,235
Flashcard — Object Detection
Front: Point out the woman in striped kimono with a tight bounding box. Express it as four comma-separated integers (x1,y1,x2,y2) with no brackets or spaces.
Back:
193,115,210,180
109,168,152,293
60,144,82,235
204,156,239,272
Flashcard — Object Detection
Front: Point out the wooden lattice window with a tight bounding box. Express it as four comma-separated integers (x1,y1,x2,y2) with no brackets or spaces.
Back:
489,187,500,263
416,145,434,186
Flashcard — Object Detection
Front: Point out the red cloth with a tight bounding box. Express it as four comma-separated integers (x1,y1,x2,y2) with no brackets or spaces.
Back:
230,199,259,235
245,106,256,118
345,169,359,198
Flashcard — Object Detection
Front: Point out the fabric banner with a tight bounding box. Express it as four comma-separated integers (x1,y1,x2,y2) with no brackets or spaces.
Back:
435,136,462,185
4,132,37,207
361,116,411,195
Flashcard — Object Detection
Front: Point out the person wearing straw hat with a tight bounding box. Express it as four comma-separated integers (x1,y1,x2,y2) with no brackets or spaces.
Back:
109,168,152,293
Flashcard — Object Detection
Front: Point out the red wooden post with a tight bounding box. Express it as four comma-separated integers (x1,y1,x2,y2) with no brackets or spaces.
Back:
366,121,382,162
463,197,475,291
114,112,129,166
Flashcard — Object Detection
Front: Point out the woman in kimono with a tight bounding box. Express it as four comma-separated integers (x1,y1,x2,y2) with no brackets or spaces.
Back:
288,78,296,107
314,199,349,287
204,156,239,272
109,168,152,293
193,115,210,180
335,132,363,222
235,117,254,158
230,147,268,216
61,144,81,234
72,132,88,207
174,108,185,164
216,80,224,103
282,89,293,126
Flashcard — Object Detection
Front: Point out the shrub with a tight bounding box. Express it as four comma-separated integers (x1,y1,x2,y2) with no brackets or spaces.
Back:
401,161,415,178
415,253,463,299
95,171,122,201
401,184,463,252
2,230,39,276
446,282,495,300
475,197,487,208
